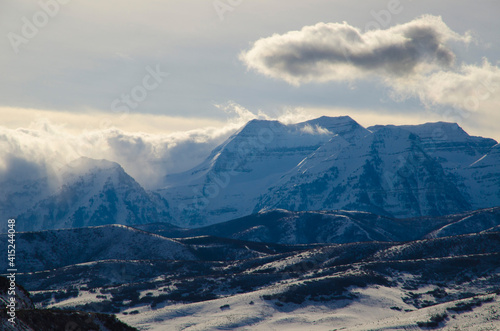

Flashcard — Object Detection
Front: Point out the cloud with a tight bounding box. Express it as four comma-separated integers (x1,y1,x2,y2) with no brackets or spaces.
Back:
300,124,332,135
391,59,500,114
240,14,500,132
0,103,317,189
0,107,228,135
0,111,245,189
240,15,470,85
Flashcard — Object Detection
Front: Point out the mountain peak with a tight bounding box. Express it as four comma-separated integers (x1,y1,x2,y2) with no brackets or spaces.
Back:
64,157,122,176
303,115,356,127
314,115,355,122
300,115,369,142
236,119,284,136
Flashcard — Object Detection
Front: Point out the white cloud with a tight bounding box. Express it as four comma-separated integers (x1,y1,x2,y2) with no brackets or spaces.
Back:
300,124,331,135
0,107,248,189
240,15,500,134
0,103,319,189
240,15,470,85
391,59,500,114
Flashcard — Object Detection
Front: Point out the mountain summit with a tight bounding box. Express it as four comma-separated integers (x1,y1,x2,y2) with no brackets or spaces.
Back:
15,158,172,232
4,116,499,230
158,117,499,227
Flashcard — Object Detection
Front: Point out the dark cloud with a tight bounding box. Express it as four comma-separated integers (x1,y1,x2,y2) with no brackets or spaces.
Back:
240,15,470,85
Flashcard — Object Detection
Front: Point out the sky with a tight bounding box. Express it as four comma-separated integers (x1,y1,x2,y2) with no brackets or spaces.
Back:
1,0,499,187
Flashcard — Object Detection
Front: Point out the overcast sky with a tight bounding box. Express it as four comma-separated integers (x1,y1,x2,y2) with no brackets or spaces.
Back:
1,0,499,185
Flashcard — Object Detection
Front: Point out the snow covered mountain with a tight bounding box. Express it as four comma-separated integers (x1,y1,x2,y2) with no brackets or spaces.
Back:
256,125,471,218
460,143,500,209
158,117,360,226
160,116,499,226
135,207,500,245
17,226,500,330
369,122,499,207
369,122,497,172
0,224,197,274
3,116,499,231
15,158,173,232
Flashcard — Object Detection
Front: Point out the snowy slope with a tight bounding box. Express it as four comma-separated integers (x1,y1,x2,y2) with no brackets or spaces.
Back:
15,157,172,232
26,231,496,331
3,117,499,231
0,275,137,331
257,126,471,218
369,122,496,172
460,143,500,209
371,122,499,209
9,213,497,331
159,117,499,227
0,224,196,273
158,118,350,226
149,207,500,245
120,286,500,331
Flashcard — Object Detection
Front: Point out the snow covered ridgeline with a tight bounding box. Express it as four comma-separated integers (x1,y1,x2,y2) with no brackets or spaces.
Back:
10,225,500,330
0,224,196,273
3,116,499,232
4,207,499,277
2,157,173,233
161,116,500,226
136,207,500,245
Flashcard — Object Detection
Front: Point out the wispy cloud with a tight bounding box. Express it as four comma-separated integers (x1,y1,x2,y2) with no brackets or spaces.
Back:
391,59,500,114
0,104,317,188
0,110,241,189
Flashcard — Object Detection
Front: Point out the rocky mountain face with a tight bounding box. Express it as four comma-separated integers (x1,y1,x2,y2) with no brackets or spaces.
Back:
161,116,499,227
157,118,342,226
2,116,499,231
134,207,500,245
256,126,470,219
370,122,499,209
11,158,172,232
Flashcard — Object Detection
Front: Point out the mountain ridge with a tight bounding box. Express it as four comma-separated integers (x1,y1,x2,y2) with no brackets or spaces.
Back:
2,116,499,231
135,206,500,245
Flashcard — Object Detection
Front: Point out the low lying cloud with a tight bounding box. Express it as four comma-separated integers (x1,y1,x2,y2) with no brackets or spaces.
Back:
240,15,470,85
300,124,332,135
0,103,317,189
0,109,243,189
